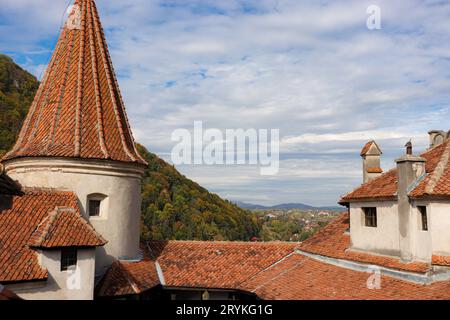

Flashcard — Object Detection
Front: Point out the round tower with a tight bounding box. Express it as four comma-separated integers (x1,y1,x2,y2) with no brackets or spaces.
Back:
2,0,147,275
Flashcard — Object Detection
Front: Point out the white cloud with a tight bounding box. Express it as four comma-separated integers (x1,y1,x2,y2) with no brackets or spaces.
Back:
1,0,450,205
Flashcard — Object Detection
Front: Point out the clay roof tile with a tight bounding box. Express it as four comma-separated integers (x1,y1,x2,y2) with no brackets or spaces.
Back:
2,0,146,166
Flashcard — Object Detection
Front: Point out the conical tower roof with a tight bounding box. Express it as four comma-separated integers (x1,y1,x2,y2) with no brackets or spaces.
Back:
3,0,146,165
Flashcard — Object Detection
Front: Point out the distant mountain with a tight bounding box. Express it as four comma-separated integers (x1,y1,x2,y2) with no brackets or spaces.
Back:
235,201,344,211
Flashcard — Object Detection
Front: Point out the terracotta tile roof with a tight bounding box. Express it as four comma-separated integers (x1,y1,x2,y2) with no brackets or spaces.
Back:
2,0,146,165
97,241,298,297
342,140,450,202
97,216,450,299
98,223,450,299
148,241,298,289
240,253,450,300
28,207,106,248
0,188,105,283
96,248,160,297
432,255,450,267
298,214,430,273
410,140,450,198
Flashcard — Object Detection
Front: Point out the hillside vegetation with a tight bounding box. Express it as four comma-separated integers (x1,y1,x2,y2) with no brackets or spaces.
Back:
137,145,260,240
0,54,39,155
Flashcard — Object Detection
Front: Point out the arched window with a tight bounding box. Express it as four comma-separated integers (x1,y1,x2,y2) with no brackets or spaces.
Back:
87,193,108,218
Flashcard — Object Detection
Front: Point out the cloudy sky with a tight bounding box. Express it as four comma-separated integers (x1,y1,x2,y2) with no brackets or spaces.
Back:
1,0,450,206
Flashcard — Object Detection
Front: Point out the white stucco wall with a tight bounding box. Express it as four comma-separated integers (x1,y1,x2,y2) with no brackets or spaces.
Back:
8,248,96,300
410,201,432,262
349,199,450,262
349,201,400,256
4,157,145,275
429,201,450,256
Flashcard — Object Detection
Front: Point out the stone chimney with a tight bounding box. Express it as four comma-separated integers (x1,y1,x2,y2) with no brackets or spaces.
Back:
395,141,426,261
360,140,383,183
428,130,449,149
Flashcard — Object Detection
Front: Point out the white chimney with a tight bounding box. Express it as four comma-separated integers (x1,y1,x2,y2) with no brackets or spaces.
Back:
395,141,426,262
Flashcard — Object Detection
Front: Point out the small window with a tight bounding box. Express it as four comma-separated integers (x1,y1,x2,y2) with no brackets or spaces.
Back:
363,207,377,227
88,200,101,217
61,249,77,271
418,206,428,231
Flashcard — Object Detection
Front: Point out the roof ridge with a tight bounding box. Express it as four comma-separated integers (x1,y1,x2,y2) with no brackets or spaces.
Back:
116,261,142,294
240,252,298,291
424,140,450,194
31,208,61,247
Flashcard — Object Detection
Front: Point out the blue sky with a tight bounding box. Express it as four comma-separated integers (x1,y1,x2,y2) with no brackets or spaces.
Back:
1,0,450,206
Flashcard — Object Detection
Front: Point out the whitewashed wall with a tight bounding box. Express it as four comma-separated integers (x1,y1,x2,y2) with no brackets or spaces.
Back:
8,249,96,300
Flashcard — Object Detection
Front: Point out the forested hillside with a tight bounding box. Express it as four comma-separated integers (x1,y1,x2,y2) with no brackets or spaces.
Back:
0,54,39,155
137,145,260,240
0,54,260,241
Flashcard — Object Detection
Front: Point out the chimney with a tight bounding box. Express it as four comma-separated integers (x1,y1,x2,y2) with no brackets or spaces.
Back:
428,130,447,149
395,141,426,261
360,140,383,183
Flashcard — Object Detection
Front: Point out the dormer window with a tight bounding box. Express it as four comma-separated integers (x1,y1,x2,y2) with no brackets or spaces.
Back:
87,194,107,218
363,207,377,227
61,249,77,271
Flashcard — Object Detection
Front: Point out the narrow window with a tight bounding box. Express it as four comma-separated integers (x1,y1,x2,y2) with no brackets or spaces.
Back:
61,249,77,271
88,199,101,217
363,207,377,227
418,206,428,231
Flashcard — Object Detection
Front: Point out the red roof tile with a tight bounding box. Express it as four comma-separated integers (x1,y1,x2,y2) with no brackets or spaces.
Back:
147,241,298,289
241,254,450,300
0,188,105,283
28,207,106,248
2,0,146,165
432,255,450,267
97,216,450,299
342,140,450,202
97,241,298,297
96,248,160,297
